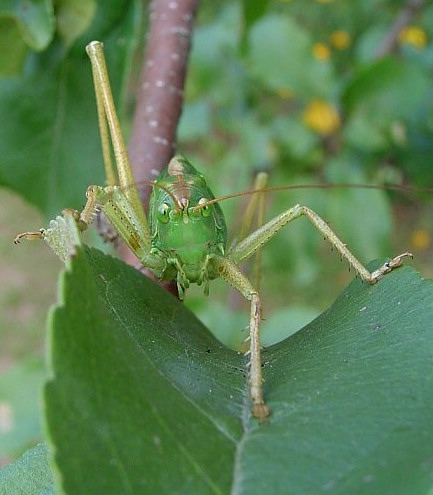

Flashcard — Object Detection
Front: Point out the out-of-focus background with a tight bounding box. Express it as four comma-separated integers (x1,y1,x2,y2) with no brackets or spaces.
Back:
0,0,432,466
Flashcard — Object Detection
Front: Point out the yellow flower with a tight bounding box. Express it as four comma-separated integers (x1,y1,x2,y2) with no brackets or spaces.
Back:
410,229,431,250
330,30,351,50
302,99,340,136
312,42,330,61
398,26,427,49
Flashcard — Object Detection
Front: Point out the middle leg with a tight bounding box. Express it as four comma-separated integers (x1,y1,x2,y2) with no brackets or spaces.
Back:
213,255,270,421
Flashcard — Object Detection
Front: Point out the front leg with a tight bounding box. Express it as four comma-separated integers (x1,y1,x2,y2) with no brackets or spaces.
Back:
212,256,270,421
228,204,412,284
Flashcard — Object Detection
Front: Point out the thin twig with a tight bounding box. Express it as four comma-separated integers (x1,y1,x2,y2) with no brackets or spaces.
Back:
374,0,427,59
128,0,199,196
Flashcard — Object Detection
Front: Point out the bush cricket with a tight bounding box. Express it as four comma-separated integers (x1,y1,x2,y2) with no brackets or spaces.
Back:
14,41,413,421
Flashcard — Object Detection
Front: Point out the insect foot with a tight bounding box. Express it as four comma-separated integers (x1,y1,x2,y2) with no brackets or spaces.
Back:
369,252,413,283
14,229,45,244
14,210,82,263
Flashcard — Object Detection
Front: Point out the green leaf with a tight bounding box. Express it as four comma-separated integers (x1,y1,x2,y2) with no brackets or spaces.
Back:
342,58,430,150
323,156,393,260
0,357,46,458
56,0,97,47
0,0,55,76
0,0,55,51
187,3,240,99
43,246,433,494
0,18,28,75
0,443,53,495
0,0,143,218
343,58,429,118
241,0,269,32
45,246,242,494
248,14,335,98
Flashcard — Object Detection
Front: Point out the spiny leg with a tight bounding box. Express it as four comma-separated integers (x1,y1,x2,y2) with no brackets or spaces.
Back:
13,209,86,245
86,41,150,243
79,42,157,263
15,42,156,266
14,209,84,262
14,230,45,244
219,203,412,421
229,204,412,284
212,256,269,421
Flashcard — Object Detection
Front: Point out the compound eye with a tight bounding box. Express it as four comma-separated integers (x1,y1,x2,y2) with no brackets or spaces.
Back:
198,197,212,217
157,203,171,223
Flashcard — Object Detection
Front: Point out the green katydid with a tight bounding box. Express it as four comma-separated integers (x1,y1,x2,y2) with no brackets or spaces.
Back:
14,41,413,421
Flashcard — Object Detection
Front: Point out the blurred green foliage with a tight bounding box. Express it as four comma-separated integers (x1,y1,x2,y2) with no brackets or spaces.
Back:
178,0,433,341
1,0,432,464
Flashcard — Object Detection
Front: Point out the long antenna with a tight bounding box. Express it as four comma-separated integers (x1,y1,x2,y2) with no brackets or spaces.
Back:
193,182,433,211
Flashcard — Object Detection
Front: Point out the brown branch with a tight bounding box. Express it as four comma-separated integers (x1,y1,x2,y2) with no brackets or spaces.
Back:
120,0,199,289
374,0,427,59
128,0,199,194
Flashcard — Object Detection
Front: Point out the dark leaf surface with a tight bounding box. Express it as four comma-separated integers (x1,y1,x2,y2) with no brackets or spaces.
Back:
42,247,432,495
0,0,142,218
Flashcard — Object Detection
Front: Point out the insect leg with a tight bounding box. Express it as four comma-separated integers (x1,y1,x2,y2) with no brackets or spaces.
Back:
14,230,45,244
212,256,270,421
86,41,151,244
228,204,412,284
13,209,85,245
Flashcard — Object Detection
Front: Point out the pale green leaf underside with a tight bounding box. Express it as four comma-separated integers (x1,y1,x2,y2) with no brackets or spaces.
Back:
0,443,53,495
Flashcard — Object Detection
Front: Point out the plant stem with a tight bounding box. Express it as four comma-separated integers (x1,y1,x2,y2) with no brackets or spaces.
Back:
128,0,199,198
121,0,199,289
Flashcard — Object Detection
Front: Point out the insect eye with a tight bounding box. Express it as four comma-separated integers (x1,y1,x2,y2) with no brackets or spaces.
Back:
157,203,171,223
198,198,212,218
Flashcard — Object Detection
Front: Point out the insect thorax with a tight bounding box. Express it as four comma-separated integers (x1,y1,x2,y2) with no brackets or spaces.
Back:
148,157,227,286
